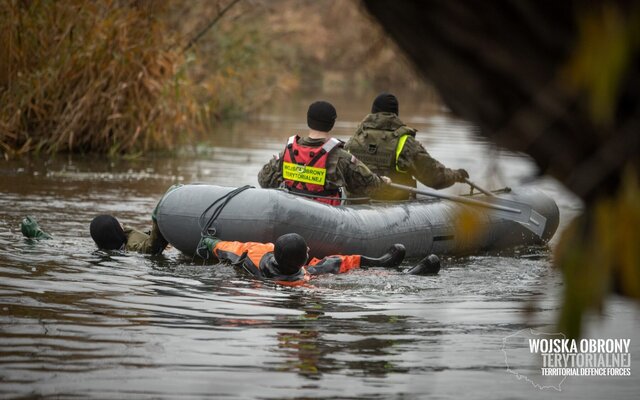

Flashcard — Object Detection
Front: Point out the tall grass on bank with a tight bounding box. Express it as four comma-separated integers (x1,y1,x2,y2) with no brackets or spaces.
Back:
0,0,196,157
0,0,431,158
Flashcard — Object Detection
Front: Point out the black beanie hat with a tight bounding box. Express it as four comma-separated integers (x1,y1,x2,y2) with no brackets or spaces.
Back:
90,214,127,250
371,92,399,115
307,101,337,132
274,233,308,275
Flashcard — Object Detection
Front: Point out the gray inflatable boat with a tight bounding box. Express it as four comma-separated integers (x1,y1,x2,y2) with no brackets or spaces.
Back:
156,184,559,259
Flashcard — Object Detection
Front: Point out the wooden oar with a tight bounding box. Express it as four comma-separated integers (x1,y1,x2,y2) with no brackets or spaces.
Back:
387,182,547,238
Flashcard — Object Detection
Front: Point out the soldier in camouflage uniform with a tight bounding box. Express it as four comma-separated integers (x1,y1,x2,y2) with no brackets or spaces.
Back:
345,93,469,201
258,101,390,204
20,214,167,254
21,186,181,255
86,186,183,253
90,214,168,254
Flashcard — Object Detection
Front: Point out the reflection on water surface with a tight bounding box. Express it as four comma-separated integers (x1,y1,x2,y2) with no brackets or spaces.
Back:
1,93,637,399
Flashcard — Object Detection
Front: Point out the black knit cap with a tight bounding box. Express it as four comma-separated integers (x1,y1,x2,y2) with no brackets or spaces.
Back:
90,214,127,250
274,233,308,275
307,100,337,132
371,92,399,115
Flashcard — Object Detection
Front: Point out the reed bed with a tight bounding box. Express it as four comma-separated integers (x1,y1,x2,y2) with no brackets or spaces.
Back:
0,0,424,158
0,0,196,157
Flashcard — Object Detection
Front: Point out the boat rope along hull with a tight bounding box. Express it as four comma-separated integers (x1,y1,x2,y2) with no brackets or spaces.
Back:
156,184,560,259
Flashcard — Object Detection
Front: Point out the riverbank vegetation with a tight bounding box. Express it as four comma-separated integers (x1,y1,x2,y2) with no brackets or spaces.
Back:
0,0,423,158
1,1,194,156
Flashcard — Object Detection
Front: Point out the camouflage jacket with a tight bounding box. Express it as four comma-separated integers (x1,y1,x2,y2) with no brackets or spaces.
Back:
258,136,384,198
345,112,459,200
124,221,167,255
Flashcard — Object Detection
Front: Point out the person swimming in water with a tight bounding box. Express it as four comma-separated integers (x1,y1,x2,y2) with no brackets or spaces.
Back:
21,216,440,284
194,232,440,286
21,213,168,255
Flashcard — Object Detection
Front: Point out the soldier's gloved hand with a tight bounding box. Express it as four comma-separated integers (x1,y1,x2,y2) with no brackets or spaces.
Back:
380,176,392,185
196,235,220,260
455,169,469,182
20,216,52,239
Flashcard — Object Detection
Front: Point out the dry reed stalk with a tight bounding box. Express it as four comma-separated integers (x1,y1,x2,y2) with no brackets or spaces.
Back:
0,0,198,157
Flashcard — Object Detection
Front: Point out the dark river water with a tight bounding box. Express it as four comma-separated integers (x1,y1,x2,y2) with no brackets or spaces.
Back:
1,93,638,399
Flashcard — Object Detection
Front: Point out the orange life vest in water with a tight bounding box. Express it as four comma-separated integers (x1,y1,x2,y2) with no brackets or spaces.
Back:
211,240,362,286
281,135,342,206
212,240,309,286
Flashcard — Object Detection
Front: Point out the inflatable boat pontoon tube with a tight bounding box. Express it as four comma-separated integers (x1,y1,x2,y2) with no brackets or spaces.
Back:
156,184,560,259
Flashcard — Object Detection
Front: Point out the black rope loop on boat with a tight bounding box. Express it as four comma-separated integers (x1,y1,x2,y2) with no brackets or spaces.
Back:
195,185,253,260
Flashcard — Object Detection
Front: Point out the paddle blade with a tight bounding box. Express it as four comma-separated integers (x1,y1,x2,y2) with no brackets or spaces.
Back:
483,197,547,239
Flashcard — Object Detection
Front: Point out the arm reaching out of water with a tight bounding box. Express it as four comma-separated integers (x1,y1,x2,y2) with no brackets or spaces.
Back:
90,184,180,254
20,214,168,255
21,216,52,239
123,220,168,254
306,244,406,275
21,185,182,255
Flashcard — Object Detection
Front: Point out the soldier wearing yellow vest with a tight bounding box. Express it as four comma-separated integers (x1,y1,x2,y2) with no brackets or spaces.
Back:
258,101,390,204
345,93,469,201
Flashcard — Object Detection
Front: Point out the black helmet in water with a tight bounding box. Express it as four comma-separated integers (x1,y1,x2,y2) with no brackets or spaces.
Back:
90,214,127,250
274,233,309,275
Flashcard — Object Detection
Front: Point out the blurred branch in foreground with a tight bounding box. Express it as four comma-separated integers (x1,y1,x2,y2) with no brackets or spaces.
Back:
363,0,640,337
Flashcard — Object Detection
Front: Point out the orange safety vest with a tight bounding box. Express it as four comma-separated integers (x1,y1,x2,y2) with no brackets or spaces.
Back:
307,255,361,274
212,241,362,286
212,240,308,286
